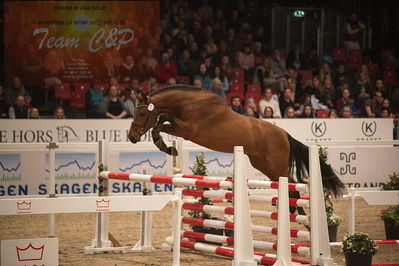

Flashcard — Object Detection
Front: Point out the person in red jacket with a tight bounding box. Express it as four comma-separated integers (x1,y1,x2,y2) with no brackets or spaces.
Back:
344,13,365,51
156,52,177,83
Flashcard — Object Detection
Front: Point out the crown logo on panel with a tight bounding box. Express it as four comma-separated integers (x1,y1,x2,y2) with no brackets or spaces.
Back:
16,201,32,214
16,243,44,261
96,199,110,211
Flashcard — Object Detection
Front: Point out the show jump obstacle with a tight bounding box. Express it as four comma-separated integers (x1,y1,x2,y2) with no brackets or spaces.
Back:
99,144,333,266
0,141,332,266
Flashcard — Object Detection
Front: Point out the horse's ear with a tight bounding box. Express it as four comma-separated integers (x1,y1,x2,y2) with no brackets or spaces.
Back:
133,90,143,100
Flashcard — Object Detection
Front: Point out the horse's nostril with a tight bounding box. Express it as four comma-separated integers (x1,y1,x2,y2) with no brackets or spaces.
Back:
129,136,137,143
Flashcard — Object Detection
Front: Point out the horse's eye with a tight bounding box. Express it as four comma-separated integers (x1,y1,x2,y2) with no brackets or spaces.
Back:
140,113,146,117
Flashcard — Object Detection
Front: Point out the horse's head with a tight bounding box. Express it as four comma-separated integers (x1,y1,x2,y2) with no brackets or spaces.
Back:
128,91,158,143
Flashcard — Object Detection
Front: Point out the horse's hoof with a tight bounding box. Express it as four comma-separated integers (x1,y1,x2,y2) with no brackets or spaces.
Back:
168,147,178,156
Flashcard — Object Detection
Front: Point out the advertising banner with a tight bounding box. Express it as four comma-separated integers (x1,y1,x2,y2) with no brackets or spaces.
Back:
4,1,159,83
0,118,393,144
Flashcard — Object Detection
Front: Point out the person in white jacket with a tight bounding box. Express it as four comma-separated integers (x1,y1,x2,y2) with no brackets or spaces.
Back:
258,88,281,118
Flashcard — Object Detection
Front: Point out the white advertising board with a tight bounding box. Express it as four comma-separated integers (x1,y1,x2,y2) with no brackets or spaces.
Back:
0,118,393,144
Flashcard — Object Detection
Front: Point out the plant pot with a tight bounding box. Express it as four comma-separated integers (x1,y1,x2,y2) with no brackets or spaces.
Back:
344,253,372,266
384,220,399,240
328,225,338,242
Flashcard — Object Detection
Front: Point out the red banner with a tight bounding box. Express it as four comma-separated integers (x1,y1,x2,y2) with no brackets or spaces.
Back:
4,1,159,84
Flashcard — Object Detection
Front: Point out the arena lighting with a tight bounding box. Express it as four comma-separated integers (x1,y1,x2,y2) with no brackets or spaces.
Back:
293,10,305,18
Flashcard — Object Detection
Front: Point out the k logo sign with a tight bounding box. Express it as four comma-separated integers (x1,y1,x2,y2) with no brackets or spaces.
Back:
311,121,327,137
361,121,377,137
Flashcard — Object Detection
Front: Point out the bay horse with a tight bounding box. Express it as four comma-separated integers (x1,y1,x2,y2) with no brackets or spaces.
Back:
128,85,343,200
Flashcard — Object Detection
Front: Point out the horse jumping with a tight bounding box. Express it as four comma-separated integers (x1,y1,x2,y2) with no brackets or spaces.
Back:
128,85,343,197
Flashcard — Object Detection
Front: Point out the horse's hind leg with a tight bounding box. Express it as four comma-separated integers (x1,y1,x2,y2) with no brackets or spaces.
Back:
247,155,273,181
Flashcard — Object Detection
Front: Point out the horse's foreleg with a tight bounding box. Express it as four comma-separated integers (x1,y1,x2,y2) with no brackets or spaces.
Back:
151,113,178,156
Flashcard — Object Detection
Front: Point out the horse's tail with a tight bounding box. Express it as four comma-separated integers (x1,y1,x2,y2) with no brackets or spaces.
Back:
287,134,344,197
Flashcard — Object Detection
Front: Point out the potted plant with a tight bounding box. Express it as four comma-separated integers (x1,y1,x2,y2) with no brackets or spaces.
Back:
380,172,399,239
188,153,223,244
342,232,378,266
325,193,342,242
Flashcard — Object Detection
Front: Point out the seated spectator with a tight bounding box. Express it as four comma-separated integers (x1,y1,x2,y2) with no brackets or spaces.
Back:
119,55,137,83
287,67,302,89
259,88,281,118
270,48,287,78
237,44,255,78
220,55,233,82
54,106,66,119
98,85,128,119
336,88,357,114
148,79,160,94
85,83,104,118
318,62,332,83
194,63,212,91
253,42,265,66
283,106,296,118
5,77,28,107
244,97,260,118
193,79,202,88
279,88,296,117
333,64,350,87
0,85,8,118
230,95,244,114
177,50,197,81
354,72,372,95
212,65,229,92
356,64,371,83
329,109,339,118
360,90,383,117
340,106,353,118
145,48,158,71
244,107,257,118
286,47,303,70
379,107,393,118
253,57,287,94
124,89,137,118
319,78,336,109
8,95,29,119
156,52,177,83
299,104,314,118
128,78,143,93
137,54,155,83
374,79,389,98
209,78,226,100
167,77,177,86
263,106,274,118
29,107,40,119
381,99,391,113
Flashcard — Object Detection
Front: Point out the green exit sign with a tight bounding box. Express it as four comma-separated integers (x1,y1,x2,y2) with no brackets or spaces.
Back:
293,10,305,18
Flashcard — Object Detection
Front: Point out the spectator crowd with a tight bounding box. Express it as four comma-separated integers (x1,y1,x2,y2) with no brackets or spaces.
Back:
1,0,398,120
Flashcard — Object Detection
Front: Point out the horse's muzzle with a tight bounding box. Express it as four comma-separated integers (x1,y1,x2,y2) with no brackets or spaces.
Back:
129,135,139,143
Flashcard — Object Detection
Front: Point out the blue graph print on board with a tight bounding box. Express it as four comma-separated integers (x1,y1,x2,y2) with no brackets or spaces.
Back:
0,154,21,182
45,153,96,180
119,152,167,175
189,151,234,177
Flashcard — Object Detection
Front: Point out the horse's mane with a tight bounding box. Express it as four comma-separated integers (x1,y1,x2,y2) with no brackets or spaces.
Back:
149,84,228,111
148,84,202,96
